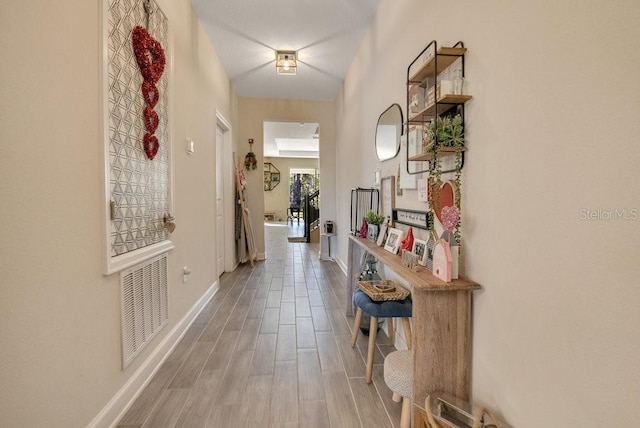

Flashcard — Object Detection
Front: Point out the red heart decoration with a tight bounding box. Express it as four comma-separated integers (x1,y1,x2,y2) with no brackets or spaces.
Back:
144,107,159,134
143,133,159,160
141,80,159,108
434,181,456,227
132,26,166,84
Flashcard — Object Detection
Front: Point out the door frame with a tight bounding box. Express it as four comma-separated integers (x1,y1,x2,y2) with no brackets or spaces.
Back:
216,110,235,273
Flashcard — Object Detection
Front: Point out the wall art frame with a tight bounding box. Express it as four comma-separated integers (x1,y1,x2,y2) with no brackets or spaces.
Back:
392,208,430,230
380,175,395,224
101,0,175,274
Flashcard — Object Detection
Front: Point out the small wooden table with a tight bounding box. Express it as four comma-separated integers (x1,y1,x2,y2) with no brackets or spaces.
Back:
346,235,480,419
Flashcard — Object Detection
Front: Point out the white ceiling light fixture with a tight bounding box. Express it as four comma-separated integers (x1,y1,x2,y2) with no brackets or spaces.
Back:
276,50,297,75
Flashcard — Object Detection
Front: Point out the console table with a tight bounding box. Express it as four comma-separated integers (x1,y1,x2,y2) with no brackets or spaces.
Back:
346,235,481,417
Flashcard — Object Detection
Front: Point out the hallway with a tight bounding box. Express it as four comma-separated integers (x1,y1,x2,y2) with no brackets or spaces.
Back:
117,223,401,427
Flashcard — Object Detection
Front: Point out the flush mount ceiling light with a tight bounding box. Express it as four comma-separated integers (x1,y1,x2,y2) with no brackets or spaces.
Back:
276,50,297,75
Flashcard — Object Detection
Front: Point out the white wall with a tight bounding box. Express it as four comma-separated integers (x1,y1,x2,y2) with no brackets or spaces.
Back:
237,98,336,259
0,0,237,426
335,0,640,426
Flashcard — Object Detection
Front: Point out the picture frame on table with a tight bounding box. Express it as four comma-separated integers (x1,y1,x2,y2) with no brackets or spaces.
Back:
401,249,420,270
384,227,403,254
376,218,389,246
412,238,428,266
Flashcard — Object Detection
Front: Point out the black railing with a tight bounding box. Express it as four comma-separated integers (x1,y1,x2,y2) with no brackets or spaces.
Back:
304,190,320,243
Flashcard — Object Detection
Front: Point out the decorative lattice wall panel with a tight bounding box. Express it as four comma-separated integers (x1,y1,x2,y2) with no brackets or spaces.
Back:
107,0,169,257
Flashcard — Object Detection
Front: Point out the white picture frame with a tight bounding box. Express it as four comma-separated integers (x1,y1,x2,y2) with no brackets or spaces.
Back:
384,227,403,254
412,238,428,266
401,249,420,270
380,175,395,222
376,218,389,246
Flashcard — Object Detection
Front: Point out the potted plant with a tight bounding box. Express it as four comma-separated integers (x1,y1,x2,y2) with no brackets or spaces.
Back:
423,113,465,152
364,210,385,241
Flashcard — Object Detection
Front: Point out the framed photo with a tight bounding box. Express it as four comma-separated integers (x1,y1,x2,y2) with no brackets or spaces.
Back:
412,238,428,266
380,176,395,222
392,208,430,230
376,218,389,246
401,249,419,270
384,227,403,254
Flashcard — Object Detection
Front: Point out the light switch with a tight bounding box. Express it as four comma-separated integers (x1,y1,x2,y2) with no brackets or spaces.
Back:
187,139,195,154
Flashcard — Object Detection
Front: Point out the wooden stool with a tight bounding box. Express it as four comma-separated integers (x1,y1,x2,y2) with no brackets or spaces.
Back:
350,289,412,383
384,350,413,428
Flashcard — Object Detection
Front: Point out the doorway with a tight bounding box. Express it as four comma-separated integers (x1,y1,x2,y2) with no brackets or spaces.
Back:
216,111,232,277
263,120,320,245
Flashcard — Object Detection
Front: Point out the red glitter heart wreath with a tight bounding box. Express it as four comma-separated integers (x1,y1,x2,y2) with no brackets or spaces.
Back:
132,25,165,160
141,80,159,108
144,107,159,134
132,26,165,83
143,133,160,160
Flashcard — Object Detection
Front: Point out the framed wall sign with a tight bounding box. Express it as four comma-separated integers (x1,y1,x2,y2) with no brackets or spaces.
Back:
392,208,430,230
380,175,395,223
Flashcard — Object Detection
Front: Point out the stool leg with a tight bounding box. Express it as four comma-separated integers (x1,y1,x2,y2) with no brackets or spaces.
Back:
392,392,402,403
365,316,378,383
387,317,395,346
351,308,363,347
400,396,411,428
402,318,412,351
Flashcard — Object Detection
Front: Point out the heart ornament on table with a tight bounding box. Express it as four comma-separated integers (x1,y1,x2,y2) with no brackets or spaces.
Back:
433,180,456,227
143,133,160,160
132,26,166,83
440,206,460,233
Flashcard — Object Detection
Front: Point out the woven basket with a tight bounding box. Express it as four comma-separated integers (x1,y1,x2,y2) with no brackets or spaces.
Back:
358,280,410,301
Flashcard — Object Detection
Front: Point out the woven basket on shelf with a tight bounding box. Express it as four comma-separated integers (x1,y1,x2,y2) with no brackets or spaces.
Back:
358,279,410,301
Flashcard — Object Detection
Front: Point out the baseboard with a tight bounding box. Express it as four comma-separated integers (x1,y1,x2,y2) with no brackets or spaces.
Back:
336,256,348,276
88,281,219,428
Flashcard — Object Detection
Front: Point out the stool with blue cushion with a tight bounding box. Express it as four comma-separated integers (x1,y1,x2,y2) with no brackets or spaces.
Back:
350,289,412,383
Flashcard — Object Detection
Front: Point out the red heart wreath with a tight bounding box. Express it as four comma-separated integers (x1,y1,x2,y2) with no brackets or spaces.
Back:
143,133,160,160
141,80,159,108
144,106,159,134
132,26,166,83
132,25,165,160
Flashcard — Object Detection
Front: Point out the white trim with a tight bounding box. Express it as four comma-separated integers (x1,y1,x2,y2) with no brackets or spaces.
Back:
106,241,175,275
216,110,236,272
336,256,348,277
88,282,218,428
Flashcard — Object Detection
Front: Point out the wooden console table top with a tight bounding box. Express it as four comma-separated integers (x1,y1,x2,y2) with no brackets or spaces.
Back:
348,235,480,292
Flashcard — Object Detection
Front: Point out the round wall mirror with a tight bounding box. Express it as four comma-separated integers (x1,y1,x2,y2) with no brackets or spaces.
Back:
375,103,403,161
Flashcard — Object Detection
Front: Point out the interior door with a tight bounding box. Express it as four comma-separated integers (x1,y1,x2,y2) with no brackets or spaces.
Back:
216,125,225,277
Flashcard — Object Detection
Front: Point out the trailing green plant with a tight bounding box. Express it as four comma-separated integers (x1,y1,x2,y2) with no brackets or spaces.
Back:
364,210,385,225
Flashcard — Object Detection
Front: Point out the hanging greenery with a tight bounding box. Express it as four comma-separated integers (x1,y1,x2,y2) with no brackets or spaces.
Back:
244,139,257,170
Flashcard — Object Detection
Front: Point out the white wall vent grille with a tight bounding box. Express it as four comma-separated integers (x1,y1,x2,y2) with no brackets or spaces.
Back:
120,253,168,368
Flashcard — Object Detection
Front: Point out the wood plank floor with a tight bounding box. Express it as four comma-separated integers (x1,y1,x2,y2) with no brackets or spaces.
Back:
117,222,402,427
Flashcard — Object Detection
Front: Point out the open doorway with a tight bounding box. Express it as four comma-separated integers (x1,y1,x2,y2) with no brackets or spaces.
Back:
263,121,319,242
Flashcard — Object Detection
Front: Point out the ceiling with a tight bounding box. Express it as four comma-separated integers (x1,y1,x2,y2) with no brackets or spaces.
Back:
263,121,319,158
191,0,382,158
190,0,382,101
